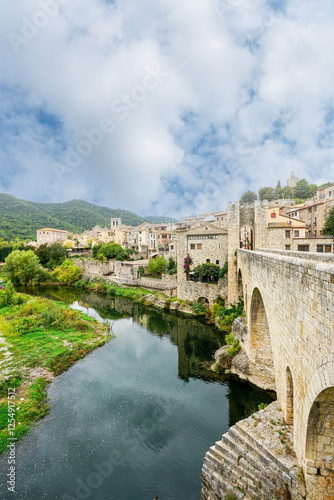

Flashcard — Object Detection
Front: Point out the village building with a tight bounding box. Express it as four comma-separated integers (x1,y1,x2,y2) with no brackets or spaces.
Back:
37,228,69,245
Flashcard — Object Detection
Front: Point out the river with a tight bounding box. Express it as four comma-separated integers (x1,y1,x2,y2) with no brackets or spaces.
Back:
0,287,274,500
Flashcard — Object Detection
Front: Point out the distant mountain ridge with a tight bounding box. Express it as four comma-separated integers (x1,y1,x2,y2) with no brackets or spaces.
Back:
0,194,148,241
144,216,177,223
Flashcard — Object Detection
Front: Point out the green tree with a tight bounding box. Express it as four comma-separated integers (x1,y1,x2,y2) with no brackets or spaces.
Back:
52,260,82,284
322,207,334,236
35,243,67,269
92,243,104,258
167,257,177,275
294,179,310,199
96,242,131,261
3,250,48,284
146,256,168,276
308,184,318,197
192,263,220,282
240,191,257,204
258,187,275,201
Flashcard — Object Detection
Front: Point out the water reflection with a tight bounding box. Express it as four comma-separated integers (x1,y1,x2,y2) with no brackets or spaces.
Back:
1,287,275,500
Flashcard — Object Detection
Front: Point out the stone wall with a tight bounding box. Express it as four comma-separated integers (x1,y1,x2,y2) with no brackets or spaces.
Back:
177,277,228,306
73,259,114,276
237,249,334,499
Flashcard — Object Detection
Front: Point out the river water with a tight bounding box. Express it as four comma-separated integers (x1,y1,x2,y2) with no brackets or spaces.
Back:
0,287,274,500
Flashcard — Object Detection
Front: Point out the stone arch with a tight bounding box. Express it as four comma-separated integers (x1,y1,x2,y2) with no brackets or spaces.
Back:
198,297,209,305
286,367,294,426
249,288,275,387
240,225,254,250
306,387,334,465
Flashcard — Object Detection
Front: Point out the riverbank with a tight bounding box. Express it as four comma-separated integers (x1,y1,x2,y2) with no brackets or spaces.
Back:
0,288,110,453
75,277,208,316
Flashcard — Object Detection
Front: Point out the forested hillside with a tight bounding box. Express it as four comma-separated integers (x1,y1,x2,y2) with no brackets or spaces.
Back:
0,194,148,241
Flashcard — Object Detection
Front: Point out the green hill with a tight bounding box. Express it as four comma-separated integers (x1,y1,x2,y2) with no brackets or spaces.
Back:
144,216,177,223
0,194,148,241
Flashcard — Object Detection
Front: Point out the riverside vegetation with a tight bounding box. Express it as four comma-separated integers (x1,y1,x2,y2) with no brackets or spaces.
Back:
0,284,110,454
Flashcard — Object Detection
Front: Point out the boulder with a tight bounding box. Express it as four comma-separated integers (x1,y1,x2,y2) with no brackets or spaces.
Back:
178,304,194,315
211,345,232,372
231,348,250,375
169,301,180,311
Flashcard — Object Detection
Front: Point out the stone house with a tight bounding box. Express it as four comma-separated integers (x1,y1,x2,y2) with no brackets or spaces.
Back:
37,228,69,245
287,200,334,237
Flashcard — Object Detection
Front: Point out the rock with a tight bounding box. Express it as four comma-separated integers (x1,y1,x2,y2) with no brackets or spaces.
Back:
178,304,194,315
211,345,232,371
143,294,158,306
169,301,180,311
231,348,251,375
155,299,168,309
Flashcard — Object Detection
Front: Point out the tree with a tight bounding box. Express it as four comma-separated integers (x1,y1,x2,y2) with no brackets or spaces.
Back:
294,179,310,199
192,263,220,282
52,260,82,284
240,191,257,204
146,256,168,276
3,250,48,284
35,242,67,269
167,257,177,275
309,184,318,197
322,207,334,236
258,187,275,201
96,242,131,261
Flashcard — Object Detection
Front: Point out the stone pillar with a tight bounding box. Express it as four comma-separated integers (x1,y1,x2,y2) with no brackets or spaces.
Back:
227,202,240,305
254,200,269,250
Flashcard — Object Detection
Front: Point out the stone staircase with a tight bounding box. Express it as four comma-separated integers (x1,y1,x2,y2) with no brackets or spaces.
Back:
202,402,306,500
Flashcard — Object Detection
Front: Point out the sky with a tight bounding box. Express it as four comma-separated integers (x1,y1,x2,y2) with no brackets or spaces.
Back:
1,0,334,218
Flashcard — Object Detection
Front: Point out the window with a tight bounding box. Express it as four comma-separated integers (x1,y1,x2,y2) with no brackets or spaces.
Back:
271,212,277,218
317,245,324,253
170,245,174,250
190,244,195,250
298,245,309,252
216,260,219,265
285,230,291,238
294,230,299,237
285,245,291,251
206,259,210,263
197,244,202,250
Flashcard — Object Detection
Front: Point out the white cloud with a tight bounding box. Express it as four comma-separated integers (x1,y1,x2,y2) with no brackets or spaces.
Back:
0,0,334,218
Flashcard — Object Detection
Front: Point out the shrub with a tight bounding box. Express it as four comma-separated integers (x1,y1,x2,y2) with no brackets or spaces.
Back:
146,256,168,276
3,250,49,284
167,257,177,275
219,262,228,278
96,242,131,261
225,332,241,357
52,260,82,284
35,242,67,269
192,263,220,282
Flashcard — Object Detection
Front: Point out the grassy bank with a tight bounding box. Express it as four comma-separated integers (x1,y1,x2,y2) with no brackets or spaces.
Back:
76,277,208,316
0,289,110,454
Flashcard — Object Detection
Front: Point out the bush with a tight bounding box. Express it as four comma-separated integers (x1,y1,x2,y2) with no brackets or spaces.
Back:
96,242,131,261
167,257,177,275
192,263,220,282
225,332,241,357
219,262,228,278
52,260,82,284
3,250,49,285
146,256,168,276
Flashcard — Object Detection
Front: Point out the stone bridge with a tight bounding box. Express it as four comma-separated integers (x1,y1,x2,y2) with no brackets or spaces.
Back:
236,248,334,498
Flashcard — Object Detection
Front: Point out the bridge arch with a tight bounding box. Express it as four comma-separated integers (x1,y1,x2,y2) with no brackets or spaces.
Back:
306,387,334,464
286,367,294,426
249,287,275,387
